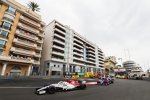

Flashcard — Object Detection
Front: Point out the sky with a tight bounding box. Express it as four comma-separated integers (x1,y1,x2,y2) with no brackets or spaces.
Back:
16,0,150,71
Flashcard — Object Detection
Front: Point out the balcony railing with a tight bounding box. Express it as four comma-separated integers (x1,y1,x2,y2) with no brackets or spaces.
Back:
73,52,83,57
4,11,15,18
10,55,34,63
53,45,64,51
13,38,37,48
20,16,40,28
38,33,44,37
36,46,42,50
54,33,65,40
52,51,64,57
51,58,64,62
16,30,38,41
54,28,65,35
34,60,40,65
74,38,83,45
34,53,41,57
53,39,65,45
55,23,66,31
74,47,83,53
74,42,83,49
11,47,35,56
18,23,39,34
37,39,43,44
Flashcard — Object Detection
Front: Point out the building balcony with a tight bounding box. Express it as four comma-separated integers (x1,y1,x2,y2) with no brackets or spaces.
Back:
52,51,64,57
54,28,65,35
74,47,83,53
86,60,96,64
39,27,44,32
73,62,85,66
88,54,95,58
38,33,44,37
20,16,40,28
51,58,64,62
54,33,65,40
18,23,39,34
11,55,34,64
11,47,35,56
73,57,85,62
53,39,65,46
73,52,83,57
98,56,104,60
74,42,83,49
36,46,42,51
34,53,41,58
37,39,43,44
15,30,38,41
74,34,84,43
4,11,15,18
13,38,37,48
74,38,83,45
87,58,95,63
87,50,95,55
99,62,104,65
33,60,40,65
87,57,95,61
55,23,66,31
0,55,11,61
88,46,95,51
53,45,64,51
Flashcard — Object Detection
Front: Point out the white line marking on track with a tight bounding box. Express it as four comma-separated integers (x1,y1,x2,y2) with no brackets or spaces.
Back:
0,87,37,88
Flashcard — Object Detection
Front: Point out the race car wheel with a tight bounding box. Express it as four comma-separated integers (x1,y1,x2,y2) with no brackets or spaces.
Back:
47,87,56,94
35,88,40,94
80,84,86,90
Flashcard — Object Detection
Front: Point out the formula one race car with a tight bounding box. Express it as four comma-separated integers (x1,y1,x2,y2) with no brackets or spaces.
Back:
35,80,86,95
97,77,110,86
97,76,114,86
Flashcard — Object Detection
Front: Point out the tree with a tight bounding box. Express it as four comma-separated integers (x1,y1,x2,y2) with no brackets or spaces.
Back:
27,1,40,12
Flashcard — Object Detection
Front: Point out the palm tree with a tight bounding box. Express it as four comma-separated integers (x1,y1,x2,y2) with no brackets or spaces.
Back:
27,1,40,12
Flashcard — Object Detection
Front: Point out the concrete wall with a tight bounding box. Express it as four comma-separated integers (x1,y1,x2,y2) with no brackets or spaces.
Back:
40,21,55,74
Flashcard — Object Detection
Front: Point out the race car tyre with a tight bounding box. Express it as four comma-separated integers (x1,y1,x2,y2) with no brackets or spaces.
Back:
35,88,41,95
80,84,86,90
47,86,56,94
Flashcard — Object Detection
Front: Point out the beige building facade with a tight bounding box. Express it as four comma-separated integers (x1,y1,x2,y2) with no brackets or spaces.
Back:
41,20,105,78
104,56,117,74
0,0,45,77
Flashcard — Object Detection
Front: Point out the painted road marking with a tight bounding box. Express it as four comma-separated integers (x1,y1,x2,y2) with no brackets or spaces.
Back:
0,87,37,88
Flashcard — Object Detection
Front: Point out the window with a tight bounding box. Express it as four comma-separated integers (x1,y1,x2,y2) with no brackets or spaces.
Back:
0,49,3,55
46,63,49,68
51,71,60,75
7,6,16,15
2,22,11,30
58,65,60,67
54,65,56,67
0,40,6,48
3,17,13,23
0,30,9,38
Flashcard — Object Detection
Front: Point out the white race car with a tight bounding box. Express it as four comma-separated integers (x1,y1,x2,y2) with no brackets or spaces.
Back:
35,80,86,95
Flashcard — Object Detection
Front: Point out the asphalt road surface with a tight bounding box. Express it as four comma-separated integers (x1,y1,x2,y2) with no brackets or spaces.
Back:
0,79,150,100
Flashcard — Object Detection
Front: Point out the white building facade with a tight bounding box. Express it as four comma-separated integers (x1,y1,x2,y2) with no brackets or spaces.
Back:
41,20,105,78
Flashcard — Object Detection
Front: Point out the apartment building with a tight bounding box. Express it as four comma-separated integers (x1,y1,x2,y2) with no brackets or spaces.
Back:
104,56,117,74
0,0,45,77
41,20,104,78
